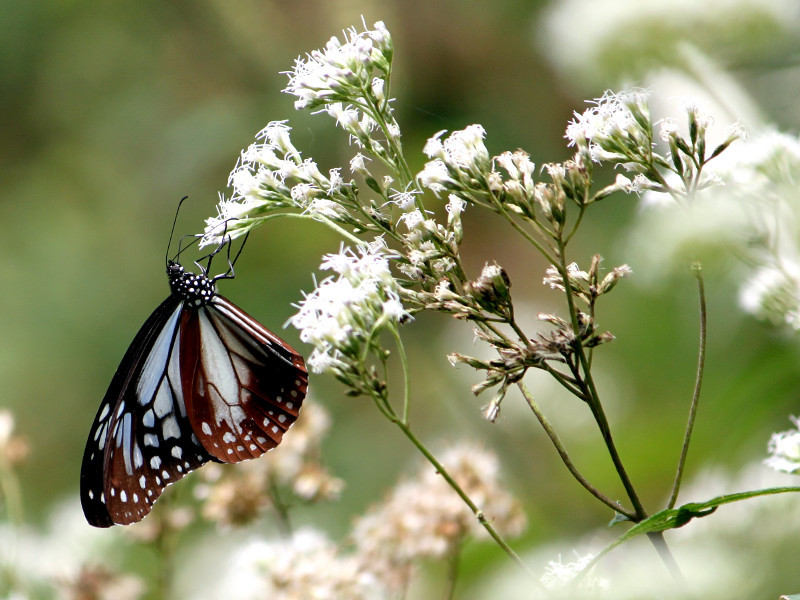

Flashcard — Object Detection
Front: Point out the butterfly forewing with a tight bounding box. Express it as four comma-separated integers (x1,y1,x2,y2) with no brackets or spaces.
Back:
181,296,308,463
81,263,308,527
81,297,212,527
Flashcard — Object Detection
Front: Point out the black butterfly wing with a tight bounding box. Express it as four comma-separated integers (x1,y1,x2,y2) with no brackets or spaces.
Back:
80,296,211,527
180,295,308,463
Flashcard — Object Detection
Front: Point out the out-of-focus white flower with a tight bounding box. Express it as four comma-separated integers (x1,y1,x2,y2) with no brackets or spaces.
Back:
739,263,800,329
765,416,800,474
194,401,343,527
541,552,609,593
538,0,799,90
352,443,525,591
218,529,385,600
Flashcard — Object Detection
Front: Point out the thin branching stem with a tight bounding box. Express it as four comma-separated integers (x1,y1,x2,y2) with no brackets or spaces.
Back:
554,235,648,521
518,382,636,520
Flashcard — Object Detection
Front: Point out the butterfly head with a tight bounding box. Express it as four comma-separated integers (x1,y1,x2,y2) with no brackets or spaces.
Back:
167,261,217,307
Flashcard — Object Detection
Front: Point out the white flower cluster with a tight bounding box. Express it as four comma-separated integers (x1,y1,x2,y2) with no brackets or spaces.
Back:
418,124,490,193
765,415,800,474
396,205,461,280
290,240,408,376
284,21,392,111
202,121,350,246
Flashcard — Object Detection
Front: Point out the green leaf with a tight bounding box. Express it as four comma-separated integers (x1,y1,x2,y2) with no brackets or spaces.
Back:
578,486,800,580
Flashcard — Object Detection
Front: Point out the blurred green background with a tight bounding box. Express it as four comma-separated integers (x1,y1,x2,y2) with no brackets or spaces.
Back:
4,0,800,597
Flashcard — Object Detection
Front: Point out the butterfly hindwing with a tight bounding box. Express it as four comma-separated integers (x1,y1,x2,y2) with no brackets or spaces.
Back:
180,296,308,463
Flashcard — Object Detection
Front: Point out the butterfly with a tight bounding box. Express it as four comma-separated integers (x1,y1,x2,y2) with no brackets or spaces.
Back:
80,215,307,527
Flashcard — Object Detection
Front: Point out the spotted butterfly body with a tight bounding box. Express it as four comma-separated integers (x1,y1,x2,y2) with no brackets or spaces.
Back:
80,261,307,527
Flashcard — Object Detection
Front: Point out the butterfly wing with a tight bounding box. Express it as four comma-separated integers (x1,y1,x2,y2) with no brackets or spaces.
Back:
179,295,308,463
80,297,212,527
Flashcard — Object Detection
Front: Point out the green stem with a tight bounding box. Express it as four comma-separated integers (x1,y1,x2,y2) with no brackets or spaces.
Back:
445,544,462,600
252,212,365,246
647,532,692,595
518,382,636,520
390,326,412,425
668,264,707,509
0,459,23,526
268,477,294,538
554,236,648,521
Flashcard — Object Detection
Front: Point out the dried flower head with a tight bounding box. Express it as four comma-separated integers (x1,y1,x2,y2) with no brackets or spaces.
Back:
0,409,28,467
195,401,343,527
352,443,525,590
57,564,145,600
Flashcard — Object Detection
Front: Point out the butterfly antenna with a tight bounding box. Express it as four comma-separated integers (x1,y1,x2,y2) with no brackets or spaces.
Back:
166,196,190,266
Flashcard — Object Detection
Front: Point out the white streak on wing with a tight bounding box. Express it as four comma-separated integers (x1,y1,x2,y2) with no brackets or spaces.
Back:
167,328,187,417
121,413,133,475
136,304,182,405
214,319,253,360
199,310,239,424
98,403,110,422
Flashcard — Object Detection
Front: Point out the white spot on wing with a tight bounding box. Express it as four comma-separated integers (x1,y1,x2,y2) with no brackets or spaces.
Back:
150,456,162,469
153,382,173,419
162,416,180,439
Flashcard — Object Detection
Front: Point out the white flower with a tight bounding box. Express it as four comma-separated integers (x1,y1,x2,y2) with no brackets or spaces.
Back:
541,552,608,592
389,186,420,211
217,529,383,600
307,199,347,220
422,130,447,158
739,263,800,328
565,90,650,161
765,416,800,474
443,124,489,169
445,194,466,217
350,152,370,175
416,159,452,192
